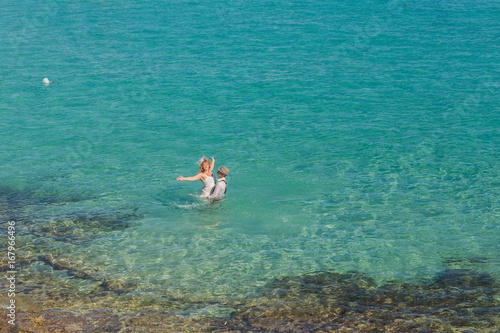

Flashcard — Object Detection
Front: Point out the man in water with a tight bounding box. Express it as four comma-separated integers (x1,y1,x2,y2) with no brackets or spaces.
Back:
208,166,229,199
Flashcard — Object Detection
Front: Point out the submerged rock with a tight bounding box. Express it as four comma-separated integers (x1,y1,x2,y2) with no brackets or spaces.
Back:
29,209,141,244
0,186,94,218
264,270,377,294
3,269,499,332
11,309,123,333
218,269,500,332
175,304,235,319
0,258,37,272
432,269,496,289
38,254,135,294
0,186,140,246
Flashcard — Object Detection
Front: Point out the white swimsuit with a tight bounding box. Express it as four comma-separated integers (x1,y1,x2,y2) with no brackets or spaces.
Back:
199,173,216,198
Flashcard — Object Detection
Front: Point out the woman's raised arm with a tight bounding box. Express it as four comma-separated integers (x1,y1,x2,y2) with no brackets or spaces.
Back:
209,156,215,172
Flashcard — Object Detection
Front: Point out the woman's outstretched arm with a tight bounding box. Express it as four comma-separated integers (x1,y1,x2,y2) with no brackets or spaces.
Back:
177,173,203,181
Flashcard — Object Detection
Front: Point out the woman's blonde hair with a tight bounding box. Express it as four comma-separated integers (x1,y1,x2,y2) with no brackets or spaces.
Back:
198,157,211,172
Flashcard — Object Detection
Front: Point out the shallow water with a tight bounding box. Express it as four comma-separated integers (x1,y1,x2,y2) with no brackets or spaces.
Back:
1,0,499,331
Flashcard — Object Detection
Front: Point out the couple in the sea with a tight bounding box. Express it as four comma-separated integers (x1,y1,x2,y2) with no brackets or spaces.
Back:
176,157,229,199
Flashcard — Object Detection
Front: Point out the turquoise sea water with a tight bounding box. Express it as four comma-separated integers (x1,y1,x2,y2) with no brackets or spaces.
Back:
1,0,499,325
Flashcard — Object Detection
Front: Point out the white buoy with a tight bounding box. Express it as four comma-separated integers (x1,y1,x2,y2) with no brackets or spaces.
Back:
43,78,54,85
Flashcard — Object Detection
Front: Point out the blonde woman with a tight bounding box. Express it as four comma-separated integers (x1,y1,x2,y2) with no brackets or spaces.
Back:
177,156,216,197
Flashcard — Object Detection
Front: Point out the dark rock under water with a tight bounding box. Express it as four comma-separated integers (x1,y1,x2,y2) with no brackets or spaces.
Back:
1,269,498,332
0,186,141,246
1,187,498,332
27,209,141,244
216,269,499,332
0,186,95,220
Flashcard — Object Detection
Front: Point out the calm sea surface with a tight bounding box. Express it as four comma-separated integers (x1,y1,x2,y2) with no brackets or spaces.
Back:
1,0,499,329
